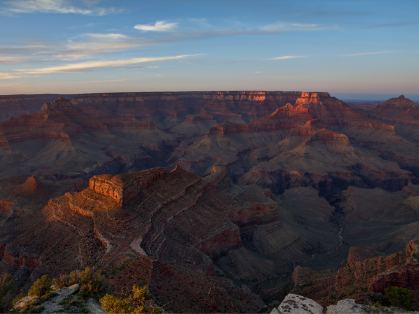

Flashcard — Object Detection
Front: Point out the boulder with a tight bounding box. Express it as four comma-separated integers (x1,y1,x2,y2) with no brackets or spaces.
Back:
271,294,323,314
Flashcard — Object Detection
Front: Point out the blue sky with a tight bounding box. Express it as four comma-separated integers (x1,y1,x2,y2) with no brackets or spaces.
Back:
0,0,418,99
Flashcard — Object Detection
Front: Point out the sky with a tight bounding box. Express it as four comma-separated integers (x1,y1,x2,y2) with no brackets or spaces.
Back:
0,0,418,99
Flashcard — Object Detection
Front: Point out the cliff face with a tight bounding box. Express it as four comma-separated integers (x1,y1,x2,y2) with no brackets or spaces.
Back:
23,166,278,312
371,95,419,126
292,240,419,309
210,91,393,137
88,168,166,206
0,95,56,122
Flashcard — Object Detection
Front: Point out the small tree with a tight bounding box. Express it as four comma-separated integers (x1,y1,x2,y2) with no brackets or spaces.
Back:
79,267,105,296
28,275,51,298
100,294,131,313
384,286,413,310
100,284,161,314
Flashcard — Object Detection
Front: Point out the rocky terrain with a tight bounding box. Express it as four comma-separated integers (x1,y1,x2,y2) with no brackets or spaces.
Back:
0,95,57,122
292,240,419,308
271,293,417,314
0,91,418,312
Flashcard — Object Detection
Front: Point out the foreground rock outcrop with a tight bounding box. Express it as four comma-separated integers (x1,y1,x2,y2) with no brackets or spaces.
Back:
271,294,417,314
271,294,323,314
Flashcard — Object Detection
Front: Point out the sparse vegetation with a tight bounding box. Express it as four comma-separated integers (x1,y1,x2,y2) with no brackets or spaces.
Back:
11,267,106,313
100,284,161,314
28,275,51,298
51,266,105,297
384,286,413,310
10,267,160,314
369,286,415,311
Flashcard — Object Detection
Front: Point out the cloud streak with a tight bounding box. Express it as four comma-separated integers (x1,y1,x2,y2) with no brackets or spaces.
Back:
260,22,323,33
1,0,121,16
134,21,178,32
174,21,326,38
0,33,147,63
0,54,198,79
61,33,143,60
0,19,327,65
0,55,28,64
21,55,195,74
272,55,306,61
0,72,18,80
343,51,392,57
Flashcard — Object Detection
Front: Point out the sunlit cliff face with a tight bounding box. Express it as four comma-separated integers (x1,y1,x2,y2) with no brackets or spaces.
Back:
214,91,267,102
295,92,321,105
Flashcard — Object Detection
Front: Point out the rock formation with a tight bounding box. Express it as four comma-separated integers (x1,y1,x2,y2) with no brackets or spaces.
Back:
0,91,418,312
14,166,267,312
271,294,324,314
292,240,419,309
271,294,417,314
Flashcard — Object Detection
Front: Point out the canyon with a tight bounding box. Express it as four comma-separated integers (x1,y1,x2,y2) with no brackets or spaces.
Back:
0,91,418,312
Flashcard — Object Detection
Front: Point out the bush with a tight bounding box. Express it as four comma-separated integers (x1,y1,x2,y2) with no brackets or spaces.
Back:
100,284,161,314
51,273,68,290
100,294,131,313
28,275,51,298
52,267,105,297
384,286,413,310
78,266,105,297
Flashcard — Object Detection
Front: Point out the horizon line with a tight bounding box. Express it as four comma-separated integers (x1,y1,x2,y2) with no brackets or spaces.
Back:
0,90,417,101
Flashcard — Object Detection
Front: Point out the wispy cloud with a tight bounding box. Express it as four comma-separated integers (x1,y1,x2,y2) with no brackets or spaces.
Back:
132,20,325,37
260,23,323,33
272,55,306,61
343,51,392,57
134,21,178,32
84,33,128,40
0,33,146,63
0,72,18,80
0,55,28,64
0,54,198,79
0,43,49,55
61,33,143,60
0,19,328,77
21,55,195,74
1,0,121,16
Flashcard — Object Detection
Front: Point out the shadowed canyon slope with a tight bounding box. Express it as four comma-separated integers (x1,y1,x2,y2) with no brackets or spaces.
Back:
0,91,418,312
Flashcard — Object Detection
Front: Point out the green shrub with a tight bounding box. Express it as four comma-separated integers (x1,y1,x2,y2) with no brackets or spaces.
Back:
100,284,161,314
384,286,413,310
28,275,51,298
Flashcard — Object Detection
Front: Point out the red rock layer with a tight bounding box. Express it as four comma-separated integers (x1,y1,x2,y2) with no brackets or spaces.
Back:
209,91,394,137
292,240,419,309
37,166,267,312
